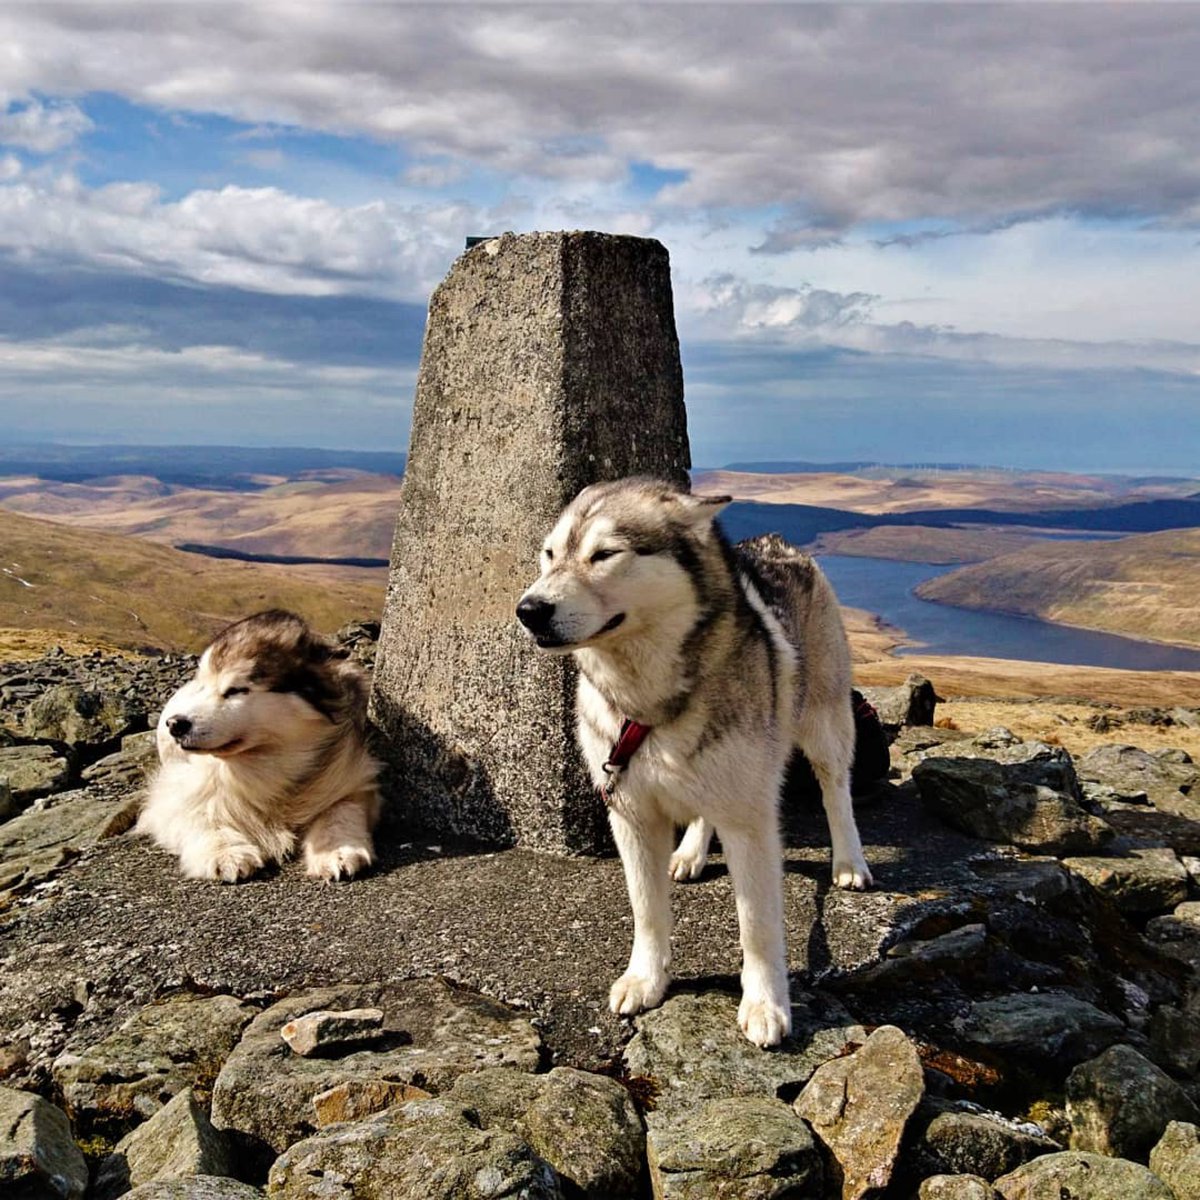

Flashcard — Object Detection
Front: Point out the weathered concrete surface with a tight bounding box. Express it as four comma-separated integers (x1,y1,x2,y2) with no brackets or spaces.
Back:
370,230,691,856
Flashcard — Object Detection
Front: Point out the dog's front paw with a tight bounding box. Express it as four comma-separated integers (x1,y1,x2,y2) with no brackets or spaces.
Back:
832,855,873,890
185,843,263,883
738,989,792,1048
609,970,669,1017
305,844,373,881
669,844,708,882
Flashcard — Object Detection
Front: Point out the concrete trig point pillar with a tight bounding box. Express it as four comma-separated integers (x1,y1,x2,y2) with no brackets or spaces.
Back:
370,231,691,855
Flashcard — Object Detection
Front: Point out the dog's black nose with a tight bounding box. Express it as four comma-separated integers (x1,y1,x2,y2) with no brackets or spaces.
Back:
516,596,555,634
166,714,192,740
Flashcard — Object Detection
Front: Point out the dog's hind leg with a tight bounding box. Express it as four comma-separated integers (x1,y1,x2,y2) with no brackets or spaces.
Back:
303,790,378,881
669,816,712,881
609,805,675,1016
719,816,792,1047
798,707,873,890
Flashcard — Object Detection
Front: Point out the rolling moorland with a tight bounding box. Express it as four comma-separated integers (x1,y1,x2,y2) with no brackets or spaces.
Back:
1,452,1198,720
0,508,384,655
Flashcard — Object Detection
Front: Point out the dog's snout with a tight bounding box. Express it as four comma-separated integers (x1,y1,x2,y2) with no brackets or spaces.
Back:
166,714,193,740
516,596,555,634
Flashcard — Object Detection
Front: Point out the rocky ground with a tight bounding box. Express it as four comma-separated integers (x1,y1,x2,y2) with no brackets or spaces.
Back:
2,634,1200,1198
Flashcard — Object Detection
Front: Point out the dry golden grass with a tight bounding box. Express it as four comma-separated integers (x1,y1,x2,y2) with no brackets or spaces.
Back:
917,528,1200,649
849,638,1200,708
931,697,1200,762
0,509,385,653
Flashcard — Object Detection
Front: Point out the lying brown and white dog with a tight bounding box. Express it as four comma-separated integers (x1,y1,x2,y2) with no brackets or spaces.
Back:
139,610,380,882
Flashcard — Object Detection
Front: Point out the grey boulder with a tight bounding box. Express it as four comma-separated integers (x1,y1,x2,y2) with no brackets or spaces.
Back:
265,1098,562,1199
1066,1044,1200,1161
1061,848,1190,916
912,1101,1060,1180
993,1150,1174,1199
446,1066,644,1200
645,1095,822,1200
94,1089,232,1200
0,1085,88,1200
912,754,1111,855
1149,1121,1200,1200
124,1180,263,1199
793,1024,924,1200
953,993,1124,1069
919,1177,998,1200
54,993,256,1139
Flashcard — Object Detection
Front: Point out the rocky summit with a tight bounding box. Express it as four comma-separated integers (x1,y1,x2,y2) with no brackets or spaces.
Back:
2,639,1199,1197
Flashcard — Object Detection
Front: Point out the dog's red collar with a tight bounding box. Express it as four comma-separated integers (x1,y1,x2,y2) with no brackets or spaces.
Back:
601,717,652,804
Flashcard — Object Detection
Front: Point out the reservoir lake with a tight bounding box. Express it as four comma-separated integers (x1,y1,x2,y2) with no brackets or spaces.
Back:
814,554,1200,672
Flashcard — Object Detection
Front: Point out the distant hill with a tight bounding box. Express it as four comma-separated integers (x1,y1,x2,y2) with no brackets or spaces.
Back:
721,497,1200,548
0,473,403,561
916,528,1200,649
810,525,1051,564
0,444,406,489
0,509,384,652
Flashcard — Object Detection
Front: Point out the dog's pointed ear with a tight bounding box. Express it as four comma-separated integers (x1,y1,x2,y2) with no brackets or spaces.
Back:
674,492,732,527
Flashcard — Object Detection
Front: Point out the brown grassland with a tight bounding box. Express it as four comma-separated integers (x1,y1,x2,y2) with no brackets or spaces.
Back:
0,509,385,653
0,472,402,561
916,528,1200,649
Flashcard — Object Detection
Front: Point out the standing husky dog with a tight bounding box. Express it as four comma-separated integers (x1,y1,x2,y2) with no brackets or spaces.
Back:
517,478,872,1047
140,610,380,883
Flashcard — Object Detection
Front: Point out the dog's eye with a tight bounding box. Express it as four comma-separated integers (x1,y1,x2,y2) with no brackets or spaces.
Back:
222,686,249,699
590,548,618,564
542,547,553,561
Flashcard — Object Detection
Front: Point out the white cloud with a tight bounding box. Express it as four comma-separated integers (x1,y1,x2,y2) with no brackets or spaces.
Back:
0,173,479,300
680,270,1200,377
0,97,92,154
1,5,1198,234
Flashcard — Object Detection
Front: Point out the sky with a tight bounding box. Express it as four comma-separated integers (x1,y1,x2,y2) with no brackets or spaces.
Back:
1,2,1198,473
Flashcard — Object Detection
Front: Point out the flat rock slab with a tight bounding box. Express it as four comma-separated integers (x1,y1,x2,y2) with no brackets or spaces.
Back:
265,1098,562,1200
0,744,70,806
0,776,987,1073
211,980,542,1157
994,1150,1174,1199
54,994,256,1139
1077,744,1198,807
794,1024,924,1200
95,1088,232,1200
1062,848,1190,915
624,991,865,1117
280,1008,384,1057
1150,1121,1200,1200
0,1084,88,1200
1066,1044,1200,1160
447,1066,644,1200
954,993,1125,1071
645,1095,823,1199
0,787,140,908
